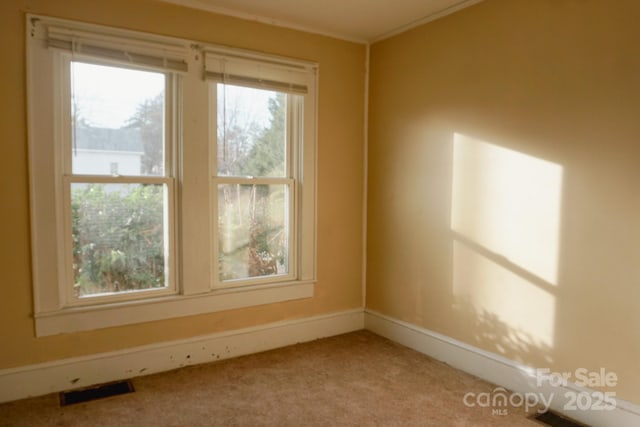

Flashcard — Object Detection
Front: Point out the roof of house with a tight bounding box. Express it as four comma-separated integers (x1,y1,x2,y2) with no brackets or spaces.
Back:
74,126,143,153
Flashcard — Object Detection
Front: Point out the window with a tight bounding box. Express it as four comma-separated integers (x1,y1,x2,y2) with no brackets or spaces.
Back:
67,60,176,303
213,85,295,286
27,15,317,336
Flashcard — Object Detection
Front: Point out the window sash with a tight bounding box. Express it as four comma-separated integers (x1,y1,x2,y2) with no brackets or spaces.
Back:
59,54,178,305
211,82,298,288
212,177,296,288
62,175,177,305
211,83,295,180
61,56,177,179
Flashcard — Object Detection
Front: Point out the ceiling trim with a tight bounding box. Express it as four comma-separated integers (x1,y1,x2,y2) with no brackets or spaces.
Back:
371,0,484,43
158,0,368,44
159,0,483,45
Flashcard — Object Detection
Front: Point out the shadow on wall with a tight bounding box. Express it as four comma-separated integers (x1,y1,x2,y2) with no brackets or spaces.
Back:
451,297,554,368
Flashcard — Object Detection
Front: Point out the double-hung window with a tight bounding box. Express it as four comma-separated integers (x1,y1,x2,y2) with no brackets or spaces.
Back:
27,16,317,336
205,51,315,288
64,51,178,304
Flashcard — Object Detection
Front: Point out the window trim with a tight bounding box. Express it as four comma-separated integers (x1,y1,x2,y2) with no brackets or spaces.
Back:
34,280,315,336
27,14,318,336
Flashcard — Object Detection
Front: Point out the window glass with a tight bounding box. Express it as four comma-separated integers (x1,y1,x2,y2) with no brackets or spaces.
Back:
217,183,290,281
216,84,286,177
71,62,165,176
71,183,170,297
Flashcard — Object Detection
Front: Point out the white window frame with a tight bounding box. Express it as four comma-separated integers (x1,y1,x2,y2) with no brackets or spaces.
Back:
203,48,318,290
27,15,317,337
60,55,179,306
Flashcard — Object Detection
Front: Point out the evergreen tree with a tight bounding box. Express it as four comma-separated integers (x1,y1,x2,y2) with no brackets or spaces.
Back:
126,93,164,175
244,93,286,177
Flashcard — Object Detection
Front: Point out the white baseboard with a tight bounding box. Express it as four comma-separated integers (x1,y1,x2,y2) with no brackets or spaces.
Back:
364,309,640,427
0,309,364,404
4,306,638,427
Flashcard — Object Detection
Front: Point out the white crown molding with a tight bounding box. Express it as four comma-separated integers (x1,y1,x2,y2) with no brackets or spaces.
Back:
371,0,484,43
158,0,368,44
158,0,484,45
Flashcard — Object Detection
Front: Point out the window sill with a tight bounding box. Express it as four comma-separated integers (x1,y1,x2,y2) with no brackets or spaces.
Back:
34,280,315,337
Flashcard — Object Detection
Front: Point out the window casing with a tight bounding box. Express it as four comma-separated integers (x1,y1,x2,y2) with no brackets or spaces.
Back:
27,15,317,336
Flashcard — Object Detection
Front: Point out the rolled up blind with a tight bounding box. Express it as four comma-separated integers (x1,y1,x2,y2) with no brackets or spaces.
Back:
47,26,188,73
204,49,316,94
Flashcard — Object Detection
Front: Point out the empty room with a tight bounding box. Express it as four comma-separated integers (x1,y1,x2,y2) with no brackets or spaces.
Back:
0,0,638,426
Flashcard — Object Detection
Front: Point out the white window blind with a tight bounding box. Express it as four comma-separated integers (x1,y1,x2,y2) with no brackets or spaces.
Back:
46,26,189,72
204,49,316,94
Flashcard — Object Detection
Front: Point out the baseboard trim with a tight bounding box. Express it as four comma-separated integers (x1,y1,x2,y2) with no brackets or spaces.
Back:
0,308,364,404
4,306,638,427
364,309,640,427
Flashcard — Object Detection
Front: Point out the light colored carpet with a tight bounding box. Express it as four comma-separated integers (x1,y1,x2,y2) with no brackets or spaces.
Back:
0,331,544,426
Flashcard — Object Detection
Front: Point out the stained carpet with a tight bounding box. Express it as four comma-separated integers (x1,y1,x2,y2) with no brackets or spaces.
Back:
0,330,545,426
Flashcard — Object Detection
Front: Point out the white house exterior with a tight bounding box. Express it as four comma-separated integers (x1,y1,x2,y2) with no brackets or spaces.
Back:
73,126,143,176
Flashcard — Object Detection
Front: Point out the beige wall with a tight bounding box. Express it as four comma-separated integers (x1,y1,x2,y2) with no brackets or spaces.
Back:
367,0,640,403
0,0,364,367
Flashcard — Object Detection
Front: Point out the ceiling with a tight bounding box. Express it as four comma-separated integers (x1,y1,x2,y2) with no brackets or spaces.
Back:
160,0,482,43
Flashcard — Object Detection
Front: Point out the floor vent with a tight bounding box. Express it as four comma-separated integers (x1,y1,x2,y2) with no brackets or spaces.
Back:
59,380,135,406
533,410,589,427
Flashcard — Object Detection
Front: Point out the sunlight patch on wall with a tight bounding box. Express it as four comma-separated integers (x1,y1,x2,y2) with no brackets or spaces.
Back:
451,133,563,348
453,240,556,347
451,133,563,285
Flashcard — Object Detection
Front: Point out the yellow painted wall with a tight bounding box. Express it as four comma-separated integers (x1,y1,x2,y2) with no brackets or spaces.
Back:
0,0,364,367
367,0,640,403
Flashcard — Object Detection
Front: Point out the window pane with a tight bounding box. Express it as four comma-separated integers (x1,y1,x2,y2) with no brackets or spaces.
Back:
71,183,169,297
218,183,290,281
71,62,166,176
217,84,286,177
